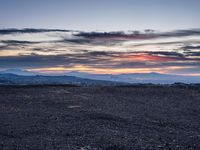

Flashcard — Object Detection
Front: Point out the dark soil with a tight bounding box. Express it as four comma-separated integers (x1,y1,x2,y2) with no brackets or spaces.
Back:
0,85,200,150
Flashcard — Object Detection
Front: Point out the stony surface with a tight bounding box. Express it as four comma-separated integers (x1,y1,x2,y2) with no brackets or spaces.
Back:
0,85,200,150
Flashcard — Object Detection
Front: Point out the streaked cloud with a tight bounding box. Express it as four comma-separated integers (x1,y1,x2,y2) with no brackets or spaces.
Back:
0,28,200,76
0,28,71,35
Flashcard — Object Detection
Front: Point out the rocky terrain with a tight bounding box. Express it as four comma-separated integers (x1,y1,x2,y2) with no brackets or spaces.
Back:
0,85,200,150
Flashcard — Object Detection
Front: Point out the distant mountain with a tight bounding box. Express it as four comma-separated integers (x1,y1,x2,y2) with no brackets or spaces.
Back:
0,69,37,76
0,69,199,85
66,71,200,84
0,73,123,86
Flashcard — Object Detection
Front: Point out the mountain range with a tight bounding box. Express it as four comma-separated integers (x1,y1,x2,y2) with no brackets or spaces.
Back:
0,69,199,85
66,71,200,84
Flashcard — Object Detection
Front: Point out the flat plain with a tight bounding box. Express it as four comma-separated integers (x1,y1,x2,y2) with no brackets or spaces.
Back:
0,85,200,150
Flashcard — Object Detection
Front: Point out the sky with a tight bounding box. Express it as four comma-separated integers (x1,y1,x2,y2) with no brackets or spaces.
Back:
0,0,200,76
0,0,200,31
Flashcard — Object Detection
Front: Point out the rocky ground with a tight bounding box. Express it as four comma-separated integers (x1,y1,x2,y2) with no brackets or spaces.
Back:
0,85,200,150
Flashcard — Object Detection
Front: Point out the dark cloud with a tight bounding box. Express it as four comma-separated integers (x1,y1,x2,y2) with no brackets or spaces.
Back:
0,40,41,51
184,52,200,56
159,29,200,38
1,28,200,48
88,51,114,57
0,50,199,69
60,38,91,44
0,46,9,50
96,51,185,58
73,29,200,43
0,54,71,68
132,41,188,47
182,45,200,50
74,31,156,40
58,37,124,46
0,28,71,35
1,40,40,45
54,29,199,47
0,52,111,68
146,51,184,57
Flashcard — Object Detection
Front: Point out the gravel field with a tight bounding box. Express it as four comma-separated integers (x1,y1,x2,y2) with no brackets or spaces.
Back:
0,85,200,150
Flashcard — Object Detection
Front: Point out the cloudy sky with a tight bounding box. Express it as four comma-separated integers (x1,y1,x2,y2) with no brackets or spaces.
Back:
0,0,200,76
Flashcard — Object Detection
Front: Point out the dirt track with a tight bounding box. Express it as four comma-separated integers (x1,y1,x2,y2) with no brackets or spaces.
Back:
0,85,200,150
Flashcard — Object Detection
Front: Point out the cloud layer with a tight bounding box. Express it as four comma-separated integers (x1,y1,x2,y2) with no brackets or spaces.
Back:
0,28,200,75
